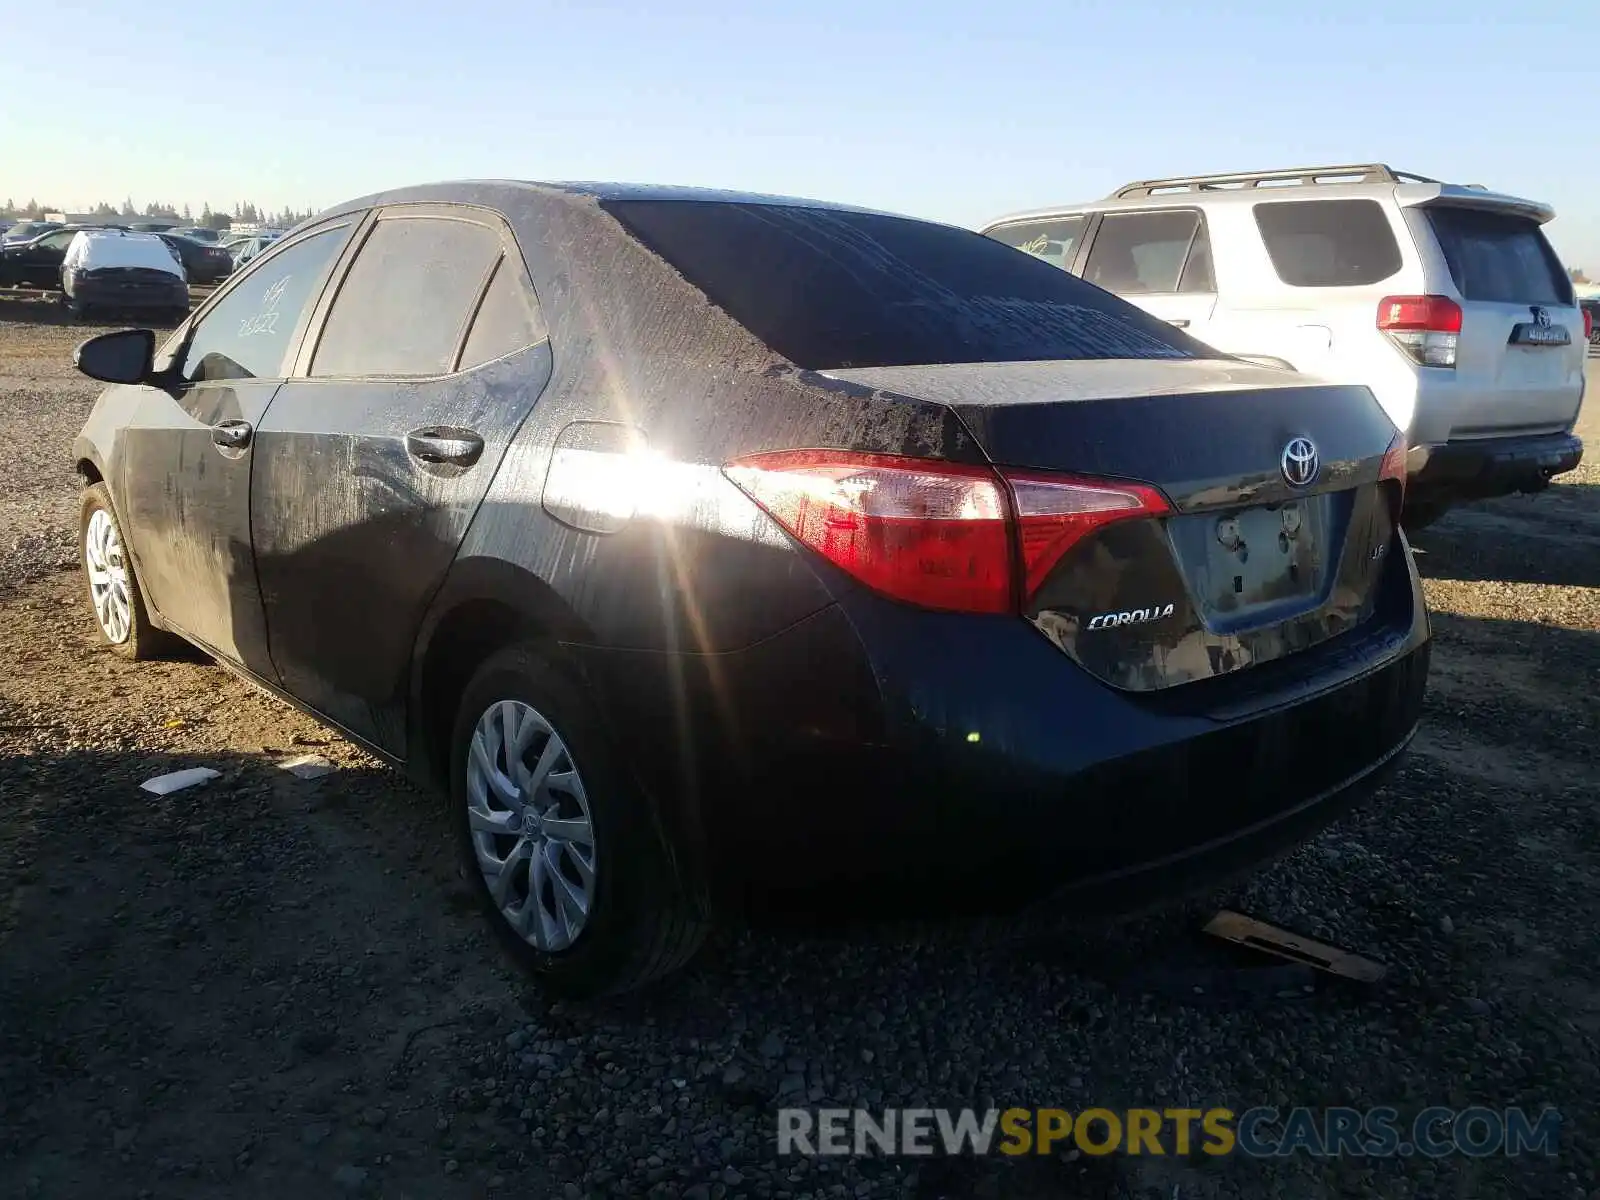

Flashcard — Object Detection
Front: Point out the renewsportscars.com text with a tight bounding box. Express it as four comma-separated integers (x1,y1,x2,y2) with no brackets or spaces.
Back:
777,1106,1561,1159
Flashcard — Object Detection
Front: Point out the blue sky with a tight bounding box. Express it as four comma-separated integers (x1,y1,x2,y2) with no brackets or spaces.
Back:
5,1,1597,268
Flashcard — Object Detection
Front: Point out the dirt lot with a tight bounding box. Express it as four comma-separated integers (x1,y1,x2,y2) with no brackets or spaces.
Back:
2,296,1597,1200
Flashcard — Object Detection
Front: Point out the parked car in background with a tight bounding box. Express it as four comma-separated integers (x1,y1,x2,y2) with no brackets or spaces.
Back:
1580,295,1600,349
1,227,83,288
0,224,125,289
172,226,223,244
70,180,1429,996
227,232,283,269
2,220,65,246
983,163,1586,528
61,229,188,322
155,232,234,283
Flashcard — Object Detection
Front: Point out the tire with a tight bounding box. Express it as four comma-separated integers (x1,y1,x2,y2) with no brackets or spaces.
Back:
449,643,708,997
79,484,180,661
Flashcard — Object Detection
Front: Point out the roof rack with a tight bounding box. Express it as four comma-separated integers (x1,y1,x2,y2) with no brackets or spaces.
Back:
1108,164,1441,199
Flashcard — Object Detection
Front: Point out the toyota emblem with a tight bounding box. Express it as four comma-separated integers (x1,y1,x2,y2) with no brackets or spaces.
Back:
1531,305,1551,328
1281,437,1319,488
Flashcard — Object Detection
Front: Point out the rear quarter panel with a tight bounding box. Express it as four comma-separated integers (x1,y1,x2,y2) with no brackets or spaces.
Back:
450,194,980,656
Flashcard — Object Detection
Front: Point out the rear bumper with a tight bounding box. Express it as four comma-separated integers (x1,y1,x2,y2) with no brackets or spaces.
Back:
573,538,1431,919
1408,431,1583,503
64,275,188,309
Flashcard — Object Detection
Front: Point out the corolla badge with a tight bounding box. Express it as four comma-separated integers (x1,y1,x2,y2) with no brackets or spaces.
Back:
1281,437,1319,488
1087,604,1176,631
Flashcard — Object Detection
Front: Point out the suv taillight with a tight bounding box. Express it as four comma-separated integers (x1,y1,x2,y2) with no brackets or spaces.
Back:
1378,294,1461,368
723,450,1170,614
1585,307,1594,341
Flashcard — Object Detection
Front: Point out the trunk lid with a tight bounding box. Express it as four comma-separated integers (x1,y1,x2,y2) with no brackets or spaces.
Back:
823,358,1404,691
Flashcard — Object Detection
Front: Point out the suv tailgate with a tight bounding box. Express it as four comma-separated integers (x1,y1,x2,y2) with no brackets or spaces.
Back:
1408,201,1585,438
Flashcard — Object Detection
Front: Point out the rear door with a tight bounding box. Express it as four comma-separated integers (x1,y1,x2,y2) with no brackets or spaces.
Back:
1078,209,1219,342
250,205,552,754
1413,202,1585,437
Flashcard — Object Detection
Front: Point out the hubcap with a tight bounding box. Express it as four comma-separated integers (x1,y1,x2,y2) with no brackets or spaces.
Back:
465,700,596,952
84,508,132,645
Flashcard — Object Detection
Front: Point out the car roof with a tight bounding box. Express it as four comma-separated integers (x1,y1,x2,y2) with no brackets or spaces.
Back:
307,179,934,228
982,180,1555,230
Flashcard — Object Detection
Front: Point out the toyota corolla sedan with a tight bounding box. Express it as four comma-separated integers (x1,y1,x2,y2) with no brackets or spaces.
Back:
70,182,1430,996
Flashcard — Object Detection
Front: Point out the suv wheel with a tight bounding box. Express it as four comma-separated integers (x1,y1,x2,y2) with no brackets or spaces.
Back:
449,643,708,997
79,484,179,660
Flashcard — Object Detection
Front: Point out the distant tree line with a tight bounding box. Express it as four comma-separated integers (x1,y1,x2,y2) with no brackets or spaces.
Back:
1,197,317,230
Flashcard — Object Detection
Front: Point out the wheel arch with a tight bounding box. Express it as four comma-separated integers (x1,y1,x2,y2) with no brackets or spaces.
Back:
407,556,595,794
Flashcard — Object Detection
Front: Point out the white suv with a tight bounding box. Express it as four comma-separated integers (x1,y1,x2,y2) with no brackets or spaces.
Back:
982,164,1588,525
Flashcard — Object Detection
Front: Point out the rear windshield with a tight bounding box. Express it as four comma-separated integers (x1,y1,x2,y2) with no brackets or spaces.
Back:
602,200,1207,370
1425,207,1571,306
1253,199,1402,287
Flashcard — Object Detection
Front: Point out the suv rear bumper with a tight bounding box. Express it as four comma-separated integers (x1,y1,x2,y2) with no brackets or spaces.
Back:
1408,432,1582,504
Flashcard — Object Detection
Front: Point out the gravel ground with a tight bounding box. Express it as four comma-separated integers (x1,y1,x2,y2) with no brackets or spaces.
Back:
2,301,1597,1200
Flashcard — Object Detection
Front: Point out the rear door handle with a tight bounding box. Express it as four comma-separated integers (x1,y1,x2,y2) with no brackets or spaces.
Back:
406,427,484,467
212,419,253,450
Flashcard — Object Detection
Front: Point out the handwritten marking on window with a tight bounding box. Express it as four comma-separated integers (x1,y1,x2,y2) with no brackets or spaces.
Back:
238,274,292,338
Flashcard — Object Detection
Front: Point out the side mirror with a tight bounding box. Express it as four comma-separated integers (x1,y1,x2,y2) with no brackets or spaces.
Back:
73,329,158,385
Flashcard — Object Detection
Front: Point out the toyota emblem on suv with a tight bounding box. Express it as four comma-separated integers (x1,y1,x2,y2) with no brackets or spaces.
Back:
1281,437,1319,488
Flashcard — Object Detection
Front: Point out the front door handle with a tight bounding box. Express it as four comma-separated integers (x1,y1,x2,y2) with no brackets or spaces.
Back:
1167,318,1191,328
212,419,253,450
406,427,485,467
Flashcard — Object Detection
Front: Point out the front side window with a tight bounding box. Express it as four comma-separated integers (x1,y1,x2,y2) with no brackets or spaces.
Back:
1254,199,1402,287
603,200,1204,369
311,216,503,378
1082,211,1202,295
181,226,350,384
986,216,1089,272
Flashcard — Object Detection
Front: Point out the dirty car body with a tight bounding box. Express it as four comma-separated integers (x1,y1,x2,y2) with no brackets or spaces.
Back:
72,181,1430,992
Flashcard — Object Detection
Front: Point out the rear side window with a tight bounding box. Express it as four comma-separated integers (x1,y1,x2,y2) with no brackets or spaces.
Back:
182,226,351,384
1425,207,1570,305
311,216,503,378
1083,211,1203,294
603,201,1205,370
1253,199,1402,287
985,216,1088,272
458,256,547,370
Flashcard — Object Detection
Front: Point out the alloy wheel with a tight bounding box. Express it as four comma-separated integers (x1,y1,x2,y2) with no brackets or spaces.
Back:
85,508,132,644
465,699,597,952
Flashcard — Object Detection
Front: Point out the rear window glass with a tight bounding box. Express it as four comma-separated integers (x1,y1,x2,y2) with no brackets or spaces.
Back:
311,216,502,378
1254,199,1402,287
985,216,1088,272
1425,207,1570,306
602,201,1206,370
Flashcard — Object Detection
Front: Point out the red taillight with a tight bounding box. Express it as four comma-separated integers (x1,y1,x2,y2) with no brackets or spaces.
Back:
1585,308,1594,341
1378,431,1407,486
724,450,1168,614
1004,472,1171,598
1376,295,1462,333
1378,294,1462,369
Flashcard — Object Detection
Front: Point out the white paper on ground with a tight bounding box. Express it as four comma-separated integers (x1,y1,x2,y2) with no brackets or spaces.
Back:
278,753,336,780
139,767,221,795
